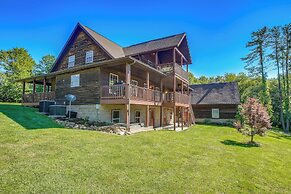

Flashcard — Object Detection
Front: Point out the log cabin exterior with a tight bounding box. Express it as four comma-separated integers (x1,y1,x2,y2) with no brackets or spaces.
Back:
19,23,194,131
190,82,240,123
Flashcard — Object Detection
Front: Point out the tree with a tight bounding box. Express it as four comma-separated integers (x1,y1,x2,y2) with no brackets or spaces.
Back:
268,26,286,130
282,24,291,132
0,48,35,102
33,55,56,75
235,98,271,144
242,27,271,108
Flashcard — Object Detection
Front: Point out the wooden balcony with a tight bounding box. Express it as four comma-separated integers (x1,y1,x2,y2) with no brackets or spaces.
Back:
22,91,55,106
100,84,162,105
101,84,189,107
158,63,188,81
163,92,190,107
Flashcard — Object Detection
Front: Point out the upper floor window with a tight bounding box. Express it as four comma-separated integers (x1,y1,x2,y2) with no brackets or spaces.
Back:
109,73,119,85
86,50,94,64
68,55,75,68
71,74,80,87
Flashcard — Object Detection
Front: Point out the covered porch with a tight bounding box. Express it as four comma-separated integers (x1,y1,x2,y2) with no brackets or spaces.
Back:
20,75,56,106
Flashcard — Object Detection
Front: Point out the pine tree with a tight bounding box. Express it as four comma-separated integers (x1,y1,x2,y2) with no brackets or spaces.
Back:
268,26,285,130
242,27,272,112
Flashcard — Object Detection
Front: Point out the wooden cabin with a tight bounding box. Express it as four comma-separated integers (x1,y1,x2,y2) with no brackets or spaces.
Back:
190,82,240,123
19,22,194,131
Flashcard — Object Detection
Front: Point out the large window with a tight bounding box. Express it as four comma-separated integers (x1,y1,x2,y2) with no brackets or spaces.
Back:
109,73,119,85
85,50,93,64
212,108,219,119
68,55,75,68
112,110,120,123
135,110,141,123
71,74,80,87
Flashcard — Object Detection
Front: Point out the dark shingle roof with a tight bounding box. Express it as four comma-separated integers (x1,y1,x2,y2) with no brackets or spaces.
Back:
123,33,186,56
190,82,240,105
80,24,125,58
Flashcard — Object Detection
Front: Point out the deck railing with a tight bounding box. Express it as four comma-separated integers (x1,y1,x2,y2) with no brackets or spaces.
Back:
101,84,127,99
101,84,162,103
163,92,190,105
22,91,55,104
157,62,188,80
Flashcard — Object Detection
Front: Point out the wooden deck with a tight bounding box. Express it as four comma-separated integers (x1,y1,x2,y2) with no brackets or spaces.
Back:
22,92,55,106
100,84,189,106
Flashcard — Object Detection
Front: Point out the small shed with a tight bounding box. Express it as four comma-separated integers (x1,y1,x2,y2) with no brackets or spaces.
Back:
190,82,240,123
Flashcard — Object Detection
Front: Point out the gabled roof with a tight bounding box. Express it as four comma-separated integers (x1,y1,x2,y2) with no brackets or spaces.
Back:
190,82,240,105
51,23,192,72
51,23,124,72
123,33,191,62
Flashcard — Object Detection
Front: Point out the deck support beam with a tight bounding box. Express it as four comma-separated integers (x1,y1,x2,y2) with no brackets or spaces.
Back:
181,107,184,130
173,75,176,131
145,71,150,127
43,78,46,93
125,63,131,131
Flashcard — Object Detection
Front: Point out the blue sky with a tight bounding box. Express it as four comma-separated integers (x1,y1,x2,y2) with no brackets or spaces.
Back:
0,0,290,77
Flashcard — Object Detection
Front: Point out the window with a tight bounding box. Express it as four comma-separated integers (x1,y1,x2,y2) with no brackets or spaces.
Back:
68,55,75,68
212,108,219,119
71,74,80,87
109,73,119,85
135,110,141,123
112,110,120,123
85,50,93,64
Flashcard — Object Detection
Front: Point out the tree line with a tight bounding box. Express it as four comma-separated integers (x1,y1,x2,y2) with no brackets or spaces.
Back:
189,23,291,132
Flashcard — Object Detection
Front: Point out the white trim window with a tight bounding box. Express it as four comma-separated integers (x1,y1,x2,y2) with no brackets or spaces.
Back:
85,50,93,64
112,110,120,123
135,110,141,123
212,108,219,119
109,73,119,85
68,55,75,68
71,74,80,87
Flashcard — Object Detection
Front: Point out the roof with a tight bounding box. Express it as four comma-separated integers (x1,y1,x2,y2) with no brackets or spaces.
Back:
123,33,186,56
51,23,192,72
190,82,240,105
80,24,125,58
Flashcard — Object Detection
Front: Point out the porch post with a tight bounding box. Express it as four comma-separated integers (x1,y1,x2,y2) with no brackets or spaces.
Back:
181,107,184,130
173,48,176,64
22,81,26,95
173,76,176,131
146,71,150,127
43,78,46,93
181,81,184,94
33,79,36,93
160,79,163,127
155,51,159,65
187,105,191,127
125,63,131,130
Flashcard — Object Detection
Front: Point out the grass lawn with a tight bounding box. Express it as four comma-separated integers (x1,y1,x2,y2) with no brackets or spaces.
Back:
0,103,291,193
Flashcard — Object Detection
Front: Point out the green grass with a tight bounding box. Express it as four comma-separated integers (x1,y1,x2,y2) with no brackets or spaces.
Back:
0,103,291,193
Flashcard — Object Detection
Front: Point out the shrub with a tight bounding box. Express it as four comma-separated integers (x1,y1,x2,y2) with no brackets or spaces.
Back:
235,98,272,144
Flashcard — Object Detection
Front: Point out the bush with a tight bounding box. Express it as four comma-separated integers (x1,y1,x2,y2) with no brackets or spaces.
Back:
235,98,272,144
